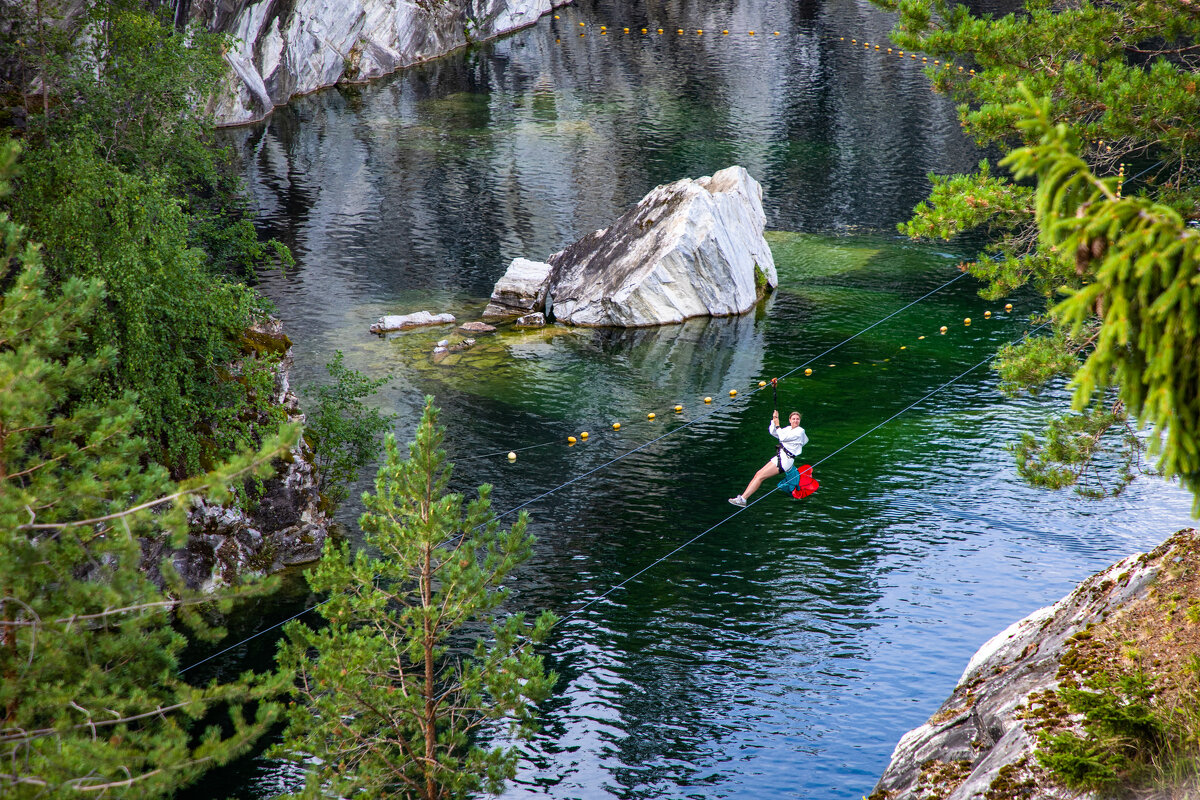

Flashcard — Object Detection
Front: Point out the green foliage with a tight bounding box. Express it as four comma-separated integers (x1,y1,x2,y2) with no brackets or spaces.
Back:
1012,401,1143,499
874,0,1200,504
304,351,393,509
9,133,273,475
1038,668,1183,792
275,398,557,800
0,143,297,796
3,1,293,476
1001,91,1200,505
993,326,1080,397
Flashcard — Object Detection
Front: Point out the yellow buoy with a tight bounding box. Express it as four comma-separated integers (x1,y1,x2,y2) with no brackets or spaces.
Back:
774,31,780,35
749,30,755,35
641,28,647,33
612,422,621,430
887,47,892,52
600,25,606,30
579,21,585,26
674,405,683,413
759,380,767,387
900,346,907,350
507,451,516,461
704,396,713,404
1005,303,1013,312
851,38,857,43
657,28,664,33
567,436,577,444
698,29,704,35
647,412,656,420
940,326,948,334
984,310,992,318
918,335,925,340
724,29,730,35
581,431,589,439
729,389,738,397
624,27,629,32
804,368,812,376
677,28,683,34
898,51,904,55
964,317,971,325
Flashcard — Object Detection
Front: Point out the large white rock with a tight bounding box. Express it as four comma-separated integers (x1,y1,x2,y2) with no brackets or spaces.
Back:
199,0,565,126
482,258,555,319
545,166,776,327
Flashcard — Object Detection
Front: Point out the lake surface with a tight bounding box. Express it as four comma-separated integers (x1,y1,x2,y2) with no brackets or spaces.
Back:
204,0,1196,796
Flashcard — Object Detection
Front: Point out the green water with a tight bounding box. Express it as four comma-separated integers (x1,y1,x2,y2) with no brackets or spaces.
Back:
198,0,1196,796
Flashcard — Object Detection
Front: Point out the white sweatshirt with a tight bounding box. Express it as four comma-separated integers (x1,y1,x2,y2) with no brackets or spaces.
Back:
769,420,809,456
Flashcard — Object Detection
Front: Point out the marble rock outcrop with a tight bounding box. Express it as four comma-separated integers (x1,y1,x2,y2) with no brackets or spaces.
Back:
869,530,1199,800
484,166,776,327
195,0,569,126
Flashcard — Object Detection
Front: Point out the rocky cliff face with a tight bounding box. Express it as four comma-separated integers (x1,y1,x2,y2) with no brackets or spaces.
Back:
870,528,1200,800
142,319,329,590
182,0,568,126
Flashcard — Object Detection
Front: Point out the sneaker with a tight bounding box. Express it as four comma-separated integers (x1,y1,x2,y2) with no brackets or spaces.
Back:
728,495,747,507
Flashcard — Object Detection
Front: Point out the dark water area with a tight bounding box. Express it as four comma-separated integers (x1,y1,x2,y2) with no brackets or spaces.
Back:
199,0,1195,797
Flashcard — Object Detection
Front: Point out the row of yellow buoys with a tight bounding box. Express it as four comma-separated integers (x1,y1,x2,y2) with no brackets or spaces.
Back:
505,302,1018,460
548,15,977,75
838,36,976,75
555,16,781,36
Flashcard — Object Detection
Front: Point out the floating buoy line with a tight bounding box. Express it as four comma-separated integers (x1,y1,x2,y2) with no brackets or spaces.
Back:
547,13,982,77
461,272,1015,463
546,14,1139,187
180,270,1032,675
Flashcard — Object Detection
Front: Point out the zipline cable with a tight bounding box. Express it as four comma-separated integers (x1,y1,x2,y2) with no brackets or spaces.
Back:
180,268,982,674
458,269,972,462
555,321,1049,625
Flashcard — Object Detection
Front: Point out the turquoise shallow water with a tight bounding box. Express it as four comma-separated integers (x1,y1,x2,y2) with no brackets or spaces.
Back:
196,1,1196,797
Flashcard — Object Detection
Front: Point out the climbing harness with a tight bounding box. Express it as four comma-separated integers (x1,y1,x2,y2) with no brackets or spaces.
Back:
770,378,818,500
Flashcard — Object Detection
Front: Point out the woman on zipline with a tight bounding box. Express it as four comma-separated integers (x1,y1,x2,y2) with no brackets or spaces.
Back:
729,402,808,507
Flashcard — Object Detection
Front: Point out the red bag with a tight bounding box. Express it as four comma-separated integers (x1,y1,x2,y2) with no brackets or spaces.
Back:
791,465,819,499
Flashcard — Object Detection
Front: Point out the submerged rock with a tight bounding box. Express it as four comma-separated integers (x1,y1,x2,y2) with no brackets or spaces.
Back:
870,529,1200,800
459,321,498,333
515,312,546,327
370,311,456,333
484,166,776,328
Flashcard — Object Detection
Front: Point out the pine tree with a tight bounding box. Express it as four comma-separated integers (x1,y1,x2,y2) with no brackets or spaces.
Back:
275,398,557,800
870,0,1200,499
999,91,1200,507
0,141,296,797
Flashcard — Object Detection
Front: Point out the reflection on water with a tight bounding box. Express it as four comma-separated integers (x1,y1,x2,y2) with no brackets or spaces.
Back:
198,1,1197,798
